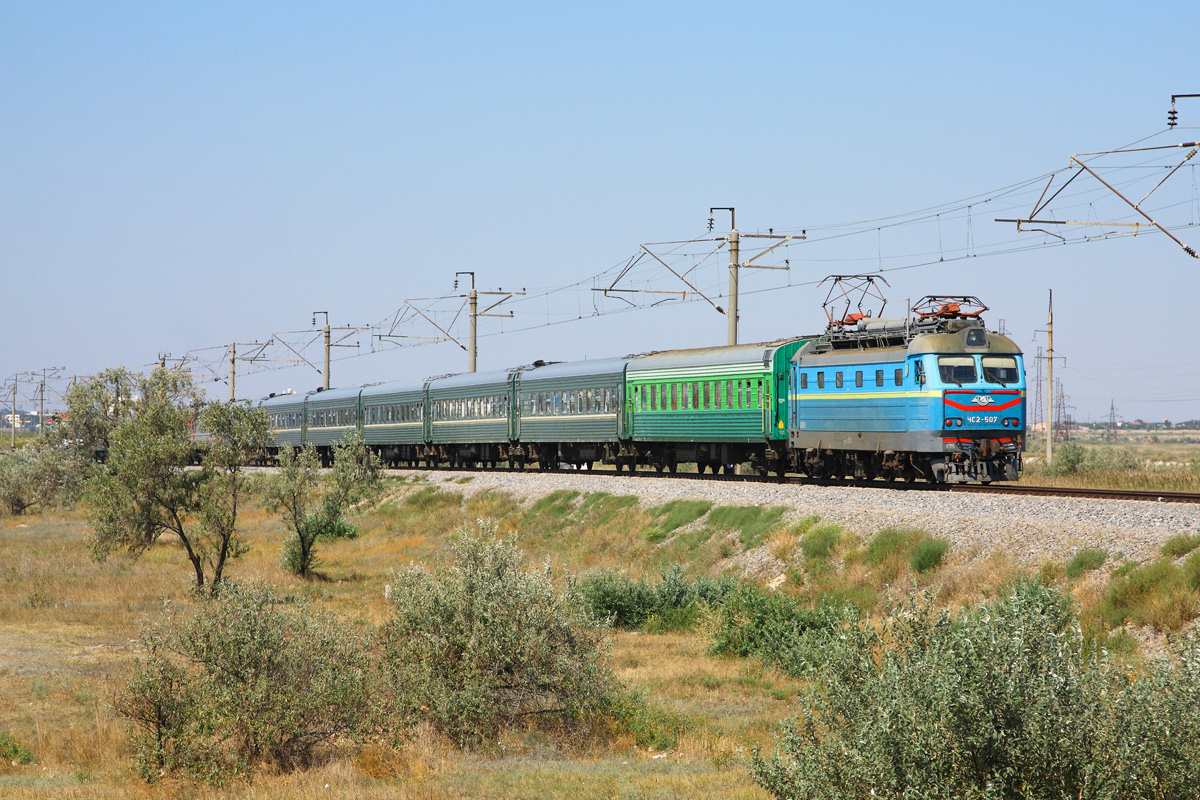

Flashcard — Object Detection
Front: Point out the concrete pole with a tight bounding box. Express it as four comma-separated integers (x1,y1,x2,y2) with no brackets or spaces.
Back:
1046,290,1053,465
38,376,44,436
323,322,331,389
229,343,236,402
10,383,16,450
727,228,740,346
468,287,478,372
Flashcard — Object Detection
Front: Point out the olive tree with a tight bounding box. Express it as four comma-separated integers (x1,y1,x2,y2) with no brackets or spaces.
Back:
85,367,269,590
262,428,383,578
54,366,140,458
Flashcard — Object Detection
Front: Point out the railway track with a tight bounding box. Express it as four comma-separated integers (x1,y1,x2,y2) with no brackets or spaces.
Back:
388,464,1200,505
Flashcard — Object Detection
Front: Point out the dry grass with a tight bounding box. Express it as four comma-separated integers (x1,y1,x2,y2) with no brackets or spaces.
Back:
0,487,787,799
2,473,1186,799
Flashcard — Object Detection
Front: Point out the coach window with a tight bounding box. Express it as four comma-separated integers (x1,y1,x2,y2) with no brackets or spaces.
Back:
702,381,710,410
835,372,844,389
875,369,884,387
855,371,864,388
800,373,808,390
894,368,904,386
817,372,825,390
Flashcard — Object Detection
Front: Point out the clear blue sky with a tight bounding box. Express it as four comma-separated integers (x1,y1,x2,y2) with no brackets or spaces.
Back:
4,2,1198,422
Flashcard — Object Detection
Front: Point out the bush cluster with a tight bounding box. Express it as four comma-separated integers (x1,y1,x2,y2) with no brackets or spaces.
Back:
117,526,620,783
114,582,373,784
1044,442,1142,475
379,525,616,745
710,584,856,675
0,444,87,516
576,565,736,630
753,580,1200,800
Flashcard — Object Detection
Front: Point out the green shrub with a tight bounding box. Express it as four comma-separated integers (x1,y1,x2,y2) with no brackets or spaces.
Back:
1043,440,1087,475
710,584,857,675
1066,547,1108,579
609,690,689,751
1162,533,1200,559
114,582,372,784
378,524,616,745
0,731,35,765
864,527,921,566
909,536,949,574
753,581,1200,800
0,445,87,515
577,565,736,630
577,570,658,628
1045,443,1142,475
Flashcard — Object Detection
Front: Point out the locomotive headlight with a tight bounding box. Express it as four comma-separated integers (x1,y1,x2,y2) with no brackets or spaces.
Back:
945,419,954,428
955,418,964,427
1001,418,1009,427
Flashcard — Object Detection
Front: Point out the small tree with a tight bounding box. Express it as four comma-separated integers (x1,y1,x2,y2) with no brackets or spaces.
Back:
378,524,615,745
85,368,268,590
263,429,383,578
114,581,372,784
53,366,140,457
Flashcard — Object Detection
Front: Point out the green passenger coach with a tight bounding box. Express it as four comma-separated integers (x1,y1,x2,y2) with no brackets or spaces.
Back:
623,338,811,474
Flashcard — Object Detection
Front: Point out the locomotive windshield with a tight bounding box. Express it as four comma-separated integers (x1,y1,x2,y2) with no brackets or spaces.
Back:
937,356,976,386
982,356,1019,386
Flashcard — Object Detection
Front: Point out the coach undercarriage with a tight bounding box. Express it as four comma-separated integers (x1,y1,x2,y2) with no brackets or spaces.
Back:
351,437,1018,484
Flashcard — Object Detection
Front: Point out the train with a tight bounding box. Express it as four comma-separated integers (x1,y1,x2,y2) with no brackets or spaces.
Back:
260,294,1026,483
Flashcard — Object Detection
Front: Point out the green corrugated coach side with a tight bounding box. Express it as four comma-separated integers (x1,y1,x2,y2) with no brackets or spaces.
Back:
625,339,809,444
303,387,363,447
427,371,515,446
361,382,427,446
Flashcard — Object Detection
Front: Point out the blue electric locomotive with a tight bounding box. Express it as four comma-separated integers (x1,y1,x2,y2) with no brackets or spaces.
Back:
788,296,1024,483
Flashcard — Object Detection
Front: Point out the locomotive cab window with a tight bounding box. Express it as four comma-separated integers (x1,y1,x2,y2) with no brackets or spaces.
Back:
937,356,977,386
982,356,1020,386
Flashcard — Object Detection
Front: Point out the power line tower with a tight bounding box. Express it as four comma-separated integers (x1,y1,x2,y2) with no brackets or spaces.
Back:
1053,378,1073,443
34,367,65,435
1105,400,1119,442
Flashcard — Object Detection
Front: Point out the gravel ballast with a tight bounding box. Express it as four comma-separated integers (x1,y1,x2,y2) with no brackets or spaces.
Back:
400,469,1200,567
